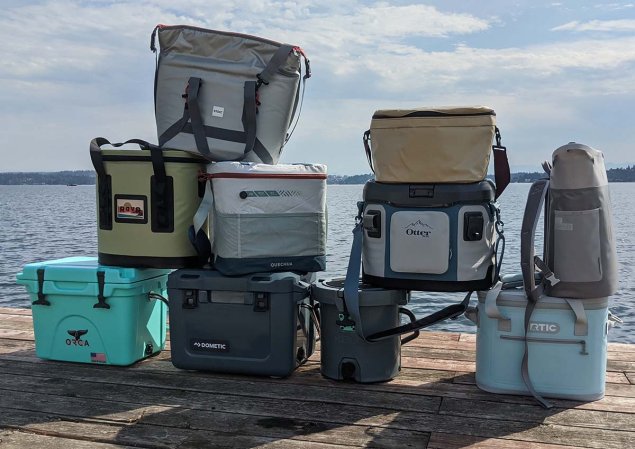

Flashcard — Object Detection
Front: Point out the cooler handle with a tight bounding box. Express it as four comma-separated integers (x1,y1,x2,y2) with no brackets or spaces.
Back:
93,271,110,309
398,307,420,345
500,335,588,355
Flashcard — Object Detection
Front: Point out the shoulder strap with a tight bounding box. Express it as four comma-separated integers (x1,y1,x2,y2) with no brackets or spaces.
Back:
493,127,510,199
519,178,553,409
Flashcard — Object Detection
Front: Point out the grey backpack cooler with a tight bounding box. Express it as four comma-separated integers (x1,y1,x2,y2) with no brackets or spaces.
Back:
151,25,310,164
521,142,618,408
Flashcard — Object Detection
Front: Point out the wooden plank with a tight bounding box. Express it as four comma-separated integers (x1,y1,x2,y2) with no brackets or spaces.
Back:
452,371,633,387
0,407,366,449
0,378,632,449
439,397,635,432
0,329,34,341
0,307,31,316
626,373,635,385
0,364,441,414
0,429,138,449
428,432,589,449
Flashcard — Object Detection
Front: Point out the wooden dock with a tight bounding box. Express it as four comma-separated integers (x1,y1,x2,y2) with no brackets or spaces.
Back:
0,306,634,449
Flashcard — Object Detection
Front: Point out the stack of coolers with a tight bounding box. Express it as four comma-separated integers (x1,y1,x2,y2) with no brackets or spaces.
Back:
17,24,322,375
312,107,511,382
150,25,323,377
468,142,619,405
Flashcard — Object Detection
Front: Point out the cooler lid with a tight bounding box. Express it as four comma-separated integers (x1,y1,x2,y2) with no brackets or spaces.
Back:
168,269,308,294
372,106,495,119
477,288,609,310
207,161,327,178
17,257,171,285
311,278,408,306
364,180,495,207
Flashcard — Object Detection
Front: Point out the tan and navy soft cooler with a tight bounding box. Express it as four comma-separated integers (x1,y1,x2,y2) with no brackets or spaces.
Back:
364,106,497,184
90,138,207,268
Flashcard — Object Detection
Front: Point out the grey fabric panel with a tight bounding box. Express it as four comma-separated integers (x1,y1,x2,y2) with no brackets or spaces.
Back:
546,185,618,298
155,26,300,162
214,212,326,259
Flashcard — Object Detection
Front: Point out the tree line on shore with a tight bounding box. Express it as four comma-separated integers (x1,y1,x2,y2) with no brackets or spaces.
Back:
1,167,635,185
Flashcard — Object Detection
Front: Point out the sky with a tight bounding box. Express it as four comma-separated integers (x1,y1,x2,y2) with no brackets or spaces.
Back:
1,0,634,175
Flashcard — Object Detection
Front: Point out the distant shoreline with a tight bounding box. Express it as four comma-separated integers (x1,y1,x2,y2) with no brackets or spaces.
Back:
1,167,635,185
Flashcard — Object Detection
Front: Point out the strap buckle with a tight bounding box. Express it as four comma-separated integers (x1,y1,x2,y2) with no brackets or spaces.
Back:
544,272,560,286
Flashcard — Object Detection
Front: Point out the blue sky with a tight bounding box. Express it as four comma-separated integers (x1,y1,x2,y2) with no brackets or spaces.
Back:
1,0,634,174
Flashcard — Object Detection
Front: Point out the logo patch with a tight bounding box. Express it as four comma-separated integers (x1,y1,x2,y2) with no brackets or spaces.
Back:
66,329,90,347
190,338,230,353
405,220,433,237
212,106,225,118
529,322,560,334
114,195,148,224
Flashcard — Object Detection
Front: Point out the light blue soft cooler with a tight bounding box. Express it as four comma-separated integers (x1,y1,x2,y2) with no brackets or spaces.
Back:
472,287,609,401
16,256,169,366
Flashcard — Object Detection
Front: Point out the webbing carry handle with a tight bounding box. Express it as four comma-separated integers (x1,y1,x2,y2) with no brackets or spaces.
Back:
89,137,174,233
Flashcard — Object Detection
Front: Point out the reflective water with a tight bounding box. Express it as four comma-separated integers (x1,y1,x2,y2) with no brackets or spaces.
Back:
1,183,633,342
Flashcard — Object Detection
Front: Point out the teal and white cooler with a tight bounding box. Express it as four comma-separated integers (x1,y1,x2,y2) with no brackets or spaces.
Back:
469,284,611,401
16,257,169,366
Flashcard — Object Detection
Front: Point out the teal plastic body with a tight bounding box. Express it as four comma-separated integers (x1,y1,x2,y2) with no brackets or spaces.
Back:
474,288,609,401
16,257,169,366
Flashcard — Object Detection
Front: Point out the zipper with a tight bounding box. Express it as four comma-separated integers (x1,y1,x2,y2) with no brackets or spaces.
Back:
373,110,496,119
208,173,327,180
101,155,205,164
152,24,284,50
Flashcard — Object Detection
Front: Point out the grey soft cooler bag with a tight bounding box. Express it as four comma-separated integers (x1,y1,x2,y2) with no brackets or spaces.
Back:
151,25,310,164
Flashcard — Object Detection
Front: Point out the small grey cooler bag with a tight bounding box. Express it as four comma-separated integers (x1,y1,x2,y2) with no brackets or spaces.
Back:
151,25,310,164
90,138,207,268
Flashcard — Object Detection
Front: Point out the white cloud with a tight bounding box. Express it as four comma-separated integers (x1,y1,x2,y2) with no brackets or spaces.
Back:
553,19,635,32
1,0,635,172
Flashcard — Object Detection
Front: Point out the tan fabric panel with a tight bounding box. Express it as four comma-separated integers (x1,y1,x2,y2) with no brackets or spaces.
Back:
368,106,496,183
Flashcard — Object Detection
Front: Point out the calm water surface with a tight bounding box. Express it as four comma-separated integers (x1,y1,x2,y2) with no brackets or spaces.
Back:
1,184,634,342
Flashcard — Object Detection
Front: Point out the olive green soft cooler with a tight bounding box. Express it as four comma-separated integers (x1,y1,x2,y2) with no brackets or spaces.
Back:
91,138,207,268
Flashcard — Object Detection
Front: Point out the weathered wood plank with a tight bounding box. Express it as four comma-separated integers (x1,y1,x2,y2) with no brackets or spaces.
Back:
427,432,588,449
439,397,635,432
452,371,633,388
626,373,635,385
0,361,442,414
0,307,31,316
0,407,365,449
0,429,138,449
1,377,633,449
0,329,34,341
0,397,428,449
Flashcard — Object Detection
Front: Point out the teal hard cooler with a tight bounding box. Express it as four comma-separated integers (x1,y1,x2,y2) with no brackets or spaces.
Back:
16,257,169,366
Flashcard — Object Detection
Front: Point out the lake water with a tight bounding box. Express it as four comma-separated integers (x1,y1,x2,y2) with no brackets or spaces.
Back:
1,183,634,342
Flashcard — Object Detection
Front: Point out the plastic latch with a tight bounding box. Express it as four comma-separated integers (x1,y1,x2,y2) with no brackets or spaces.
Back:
254,292,269,312
33,268,51,306
336,313,355,332
363,210,381,238
183,289,198,309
